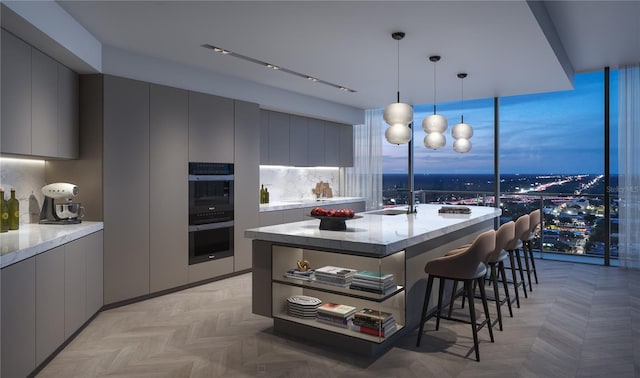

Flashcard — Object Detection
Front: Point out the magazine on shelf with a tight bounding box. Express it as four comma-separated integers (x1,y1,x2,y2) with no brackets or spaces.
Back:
350,322,397,337
352,315,395,329
350,278,395,289
353,271,395,282
316,317,350,328
314,266,357,277
316,312,353,325
284,268,315,281
349,284,397,295
316,302,357,317
354,308,394,323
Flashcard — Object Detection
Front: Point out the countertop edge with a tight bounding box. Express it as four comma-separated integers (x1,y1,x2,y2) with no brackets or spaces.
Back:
1,222,104,269
259,197,365,212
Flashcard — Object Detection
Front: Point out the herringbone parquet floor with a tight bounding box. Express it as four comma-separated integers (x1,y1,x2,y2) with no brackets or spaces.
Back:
37,259,640,378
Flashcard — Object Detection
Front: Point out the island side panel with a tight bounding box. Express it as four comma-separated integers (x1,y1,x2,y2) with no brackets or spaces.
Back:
404,219,494,330
252,240,272,317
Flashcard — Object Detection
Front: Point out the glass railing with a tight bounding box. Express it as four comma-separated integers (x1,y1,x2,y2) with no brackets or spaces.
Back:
382,189,618,263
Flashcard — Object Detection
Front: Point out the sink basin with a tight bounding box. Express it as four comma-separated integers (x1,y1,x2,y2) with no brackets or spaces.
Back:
368,209,408,216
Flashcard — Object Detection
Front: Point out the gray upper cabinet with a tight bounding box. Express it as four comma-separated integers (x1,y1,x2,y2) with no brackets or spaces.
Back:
150,84,189,292
324,121,340,166
260,110,269,164
267,111,290,165
31,48,58,157
188,91,234,163
1,30,32,155
289,115,309,166
306,118,325,166
57,64,79,159
339,124,354,167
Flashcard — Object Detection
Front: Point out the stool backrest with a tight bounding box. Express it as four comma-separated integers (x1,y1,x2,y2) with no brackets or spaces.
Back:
506,214,530,249
487,221,515,262
425,229,495,280
529,209,541,234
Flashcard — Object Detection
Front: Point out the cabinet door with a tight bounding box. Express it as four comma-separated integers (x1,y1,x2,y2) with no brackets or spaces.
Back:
339,124,354,167
268,111,290,165
57,64,79,159
188,91,234,163
85,231,104,317
31,48,59,157
150,84,189,292
103,75,150,304
259,211,284,226
36,246,65,365
260,110,269,164
289,115,308,166
307,118,325,166
1,30,32,155
65,238,87,339
1,259,36,378
324,121,340,166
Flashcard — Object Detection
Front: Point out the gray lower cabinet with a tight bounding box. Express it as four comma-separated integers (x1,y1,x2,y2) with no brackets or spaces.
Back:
1,258,36,378
65,238,87,339
188,91,234,163
103,75,150,304
36,246,65,366
150,84,189,292
85,231,104,316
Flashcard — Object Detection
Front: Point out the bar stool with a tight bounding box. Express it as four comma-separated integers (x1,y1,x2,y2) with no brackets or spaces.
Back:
416,229,495,362
523,209,541,285
486,221,515,331
505,214,530,307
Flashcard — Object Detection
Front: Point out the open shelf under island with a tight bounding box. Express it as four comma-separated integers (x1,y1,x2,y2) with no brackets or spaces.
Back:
245,203,501,357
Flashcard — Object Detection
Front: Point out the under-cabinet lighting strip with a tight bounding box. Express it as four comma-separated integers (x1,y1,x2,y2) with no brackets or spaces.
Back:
202,44,356,93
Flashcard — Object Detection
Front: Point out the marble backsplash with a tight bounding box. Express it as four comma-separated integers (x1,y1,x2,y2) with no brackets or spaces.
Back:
260,166,340,202
0,158,46,224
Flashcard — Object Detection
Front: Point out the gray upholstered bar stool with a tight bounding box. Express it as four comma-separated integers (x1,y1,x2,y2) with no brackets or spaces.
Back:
486,221,516,331
416,229,496,362
523,209,541,285
505,214,530,307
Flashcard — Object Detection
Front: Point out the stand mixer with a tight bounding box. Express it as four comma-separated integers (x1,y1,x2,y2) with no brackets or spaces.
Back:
39,182,84,224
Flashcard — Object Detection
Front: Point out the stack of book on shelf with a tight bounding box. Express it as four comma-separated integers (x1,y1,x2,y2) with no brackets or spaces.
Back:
315,302,357,328
349,271,396,295
314,266,357,288
283,268,315,281
350,308,397,337
286,295,322,319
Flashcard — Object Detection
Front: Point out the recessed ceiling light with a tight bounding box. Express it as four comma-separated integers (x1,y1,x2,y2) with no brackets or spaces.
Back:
202,44,356,93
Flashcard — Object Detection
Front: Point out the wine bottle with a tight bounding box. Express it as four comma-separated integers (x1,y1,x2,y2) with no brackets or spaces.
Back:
8,188,19,230
260,184,265,204
264,187,269,204
0,189,8,233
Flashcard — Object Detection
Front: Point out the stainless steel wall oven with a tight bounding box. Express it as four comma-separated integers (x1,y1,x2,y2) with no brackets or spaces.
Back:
188,162,234,265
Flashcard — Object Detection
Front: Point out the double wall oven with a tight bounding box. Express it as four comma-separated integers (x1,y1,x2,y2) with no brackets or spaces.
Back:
188,162,234,265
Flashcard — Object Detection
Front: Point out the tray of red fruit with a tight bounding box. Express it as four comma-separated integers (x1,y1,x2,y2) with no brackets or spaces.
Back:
308,207,361,231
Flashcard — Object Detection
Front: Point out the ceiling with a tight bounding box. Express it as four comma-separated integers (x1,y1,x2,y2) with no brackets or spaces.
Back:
23,1,640,110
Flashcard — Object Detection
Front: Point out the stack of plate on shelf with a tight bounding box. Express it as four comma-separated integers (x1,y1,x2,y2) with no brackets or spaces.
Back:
314,266,357,288
286,295,322,319
351,308,397,337
315,302,357,328
349,270,396,295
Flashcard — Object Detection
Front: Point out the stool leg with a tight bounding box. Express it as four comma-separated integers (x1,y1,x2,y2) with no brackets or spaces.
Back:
514,248,528,298
498,261,513,317
507,251,521,308
527,240,539,284
448,280,459,318
436,277,445,331
465,279,481,362
478,276,495,343
490,263,503,331
417,275,435,347
521,245,533,292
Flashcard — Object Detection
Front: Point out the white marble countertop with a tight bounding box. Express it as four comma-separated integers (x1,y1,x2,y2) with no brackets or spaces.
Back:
259,197,365,212
245,204,501,256
0,222,104,268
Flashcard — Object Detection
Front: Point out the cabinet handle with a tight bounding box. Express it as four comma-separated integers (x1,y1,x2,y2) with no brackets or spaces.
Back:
208,254,216,259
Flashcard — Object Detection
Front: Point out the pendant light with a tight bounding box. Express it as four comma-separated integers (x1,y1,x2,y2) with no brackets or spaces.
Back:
451,73,473,153
384,32,413,145
422,55,448,150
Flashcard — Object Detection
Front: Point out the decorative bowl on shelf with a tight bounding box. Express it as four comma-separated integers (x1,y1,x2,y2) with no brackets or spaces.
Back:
307,215,362,231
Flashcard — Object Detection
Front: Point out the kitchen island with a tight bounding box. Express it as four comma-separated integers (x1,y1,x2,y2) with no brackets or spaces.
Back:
245,204,501,356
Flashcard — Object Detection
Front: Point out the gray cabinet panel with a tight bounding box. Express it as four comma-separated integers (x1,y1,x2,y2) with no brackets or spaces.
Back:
339,125,354,167
307,118,325,166
259,211,284,227
1,258,36,378
324,122,340,166
1,30,32,155
234,100,260,271
65,238,87,339
31,48,58,157
289,115,308,166
57,64,79,159
188,91,234,163
188,256,234,283
260,110,269,164
103,75,150,304
268,111,290,165
85,231,104,317
36,246,65,365
150,84,189,292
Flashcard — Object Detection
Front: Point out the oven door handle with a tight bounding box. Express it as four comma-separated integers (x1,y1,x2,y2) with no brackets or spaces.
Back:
189,221,234,232
188,174,235,181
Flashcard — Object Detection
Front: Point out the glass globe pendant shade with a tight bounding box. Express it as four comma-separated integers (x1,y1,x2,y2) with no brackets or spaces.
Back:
423,132,446,150
422,114,448,134
383,102,413,126
451,122,473,140
385,124,412,145
453,138,472,153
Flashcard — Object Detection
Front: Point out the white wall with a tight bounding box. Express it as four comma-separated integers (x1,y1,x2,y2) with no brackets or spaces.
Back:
260,166,340,202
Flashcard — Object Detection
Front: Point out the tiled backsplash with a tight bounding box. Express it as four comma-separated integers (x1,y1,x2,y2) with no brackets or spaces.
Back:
0,158,46,224
260,166,340,202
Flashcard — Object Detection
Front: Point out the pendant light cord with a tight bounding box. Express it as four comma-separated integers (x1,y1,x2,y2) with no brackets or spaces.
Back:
433,61,437,115
396,38,400,103
460,76,465,123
